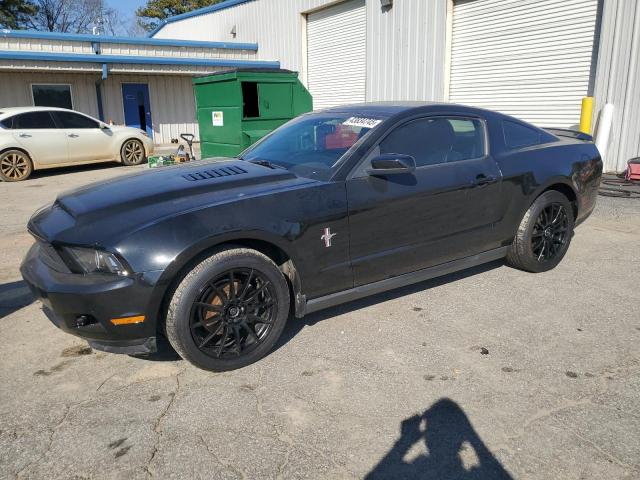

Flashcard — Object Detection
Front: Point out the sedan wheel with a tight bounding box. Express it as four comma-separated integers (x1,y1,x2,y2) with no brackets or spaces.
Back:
165,247,290,371
0,150,33,182
121,139,146,166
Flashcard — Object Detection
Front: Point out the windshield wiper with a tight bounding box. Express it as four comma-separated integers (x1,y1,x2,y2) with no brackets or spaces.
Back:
245,159,286,170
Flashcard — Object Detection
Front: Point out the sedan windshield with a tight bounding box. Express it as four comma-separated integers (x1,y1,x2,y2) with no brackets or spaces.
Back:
239,113,384,180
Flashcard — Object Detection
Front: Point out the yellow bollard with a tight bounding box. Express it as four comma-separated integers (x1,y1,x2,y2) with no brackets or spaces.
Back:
579,96,594,134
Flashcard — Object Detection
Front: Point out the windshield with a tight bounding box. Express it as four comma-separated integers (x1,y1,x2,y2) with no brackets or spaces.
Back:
239,113,384,180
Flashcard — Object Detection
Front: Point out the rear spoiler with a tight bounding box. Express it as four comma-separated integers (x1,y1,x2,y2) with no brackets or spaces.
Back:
544,128,593,142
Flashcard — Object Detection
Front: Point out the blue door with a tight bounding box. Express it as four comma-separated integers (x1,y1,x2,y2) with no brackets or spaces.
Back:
122,83,153,137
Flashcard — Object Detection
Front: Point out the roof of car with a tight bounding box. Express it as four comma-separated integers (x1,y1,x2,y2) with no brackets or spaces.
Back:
318,101,497,118
0,106,76,118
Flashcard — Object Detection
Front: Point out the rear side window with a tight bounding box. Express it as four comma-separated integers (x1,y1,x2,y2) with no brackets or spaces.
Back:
12,111,57,129
380,117,486,168
53,111,99,129
503,121,542,149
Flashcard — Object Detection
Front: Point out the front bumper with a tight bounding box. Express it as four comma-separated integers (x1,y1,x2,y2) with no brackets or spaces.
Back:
20,242,160,354
144,137,154,156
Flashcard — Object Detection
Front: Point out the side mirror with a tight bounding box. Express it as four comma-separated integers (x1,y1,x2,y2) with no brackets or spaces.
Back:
100,123,111,131
366,153,416,176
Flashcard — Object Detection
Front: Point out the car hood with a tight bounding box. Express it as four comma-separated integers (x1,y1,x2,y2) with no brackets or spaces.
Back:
29,158,311,245
107,124,142,134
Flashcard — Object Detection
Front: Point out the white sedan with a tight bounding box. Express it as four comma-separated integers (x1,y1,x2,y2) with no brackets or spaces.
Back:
0,107,154,181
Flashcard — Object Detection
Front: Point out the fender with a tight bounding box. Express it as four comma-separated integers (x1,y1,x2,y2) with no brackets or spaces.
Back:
145,228,303,323
517,174,579,221
531,176,578,203
0,143,40,169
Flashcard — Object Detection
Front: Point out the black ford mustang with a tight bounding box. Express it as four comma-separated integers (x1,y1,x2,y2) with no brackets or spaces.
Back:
21,103,602,371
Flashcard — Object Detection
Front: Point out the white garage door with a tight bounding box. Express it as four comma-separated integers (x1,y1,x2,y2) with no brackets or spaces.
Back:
307,0,366,110
449,0,599,128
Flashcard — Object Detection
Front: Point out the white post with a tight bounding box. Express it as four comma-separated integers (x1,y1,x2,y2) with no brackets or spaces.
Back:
595,103,614,168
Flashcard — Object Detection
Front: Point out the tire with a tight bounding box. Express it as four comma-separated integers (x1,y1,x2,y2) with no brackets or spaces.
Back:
120,139,146,166
506,190,575,273
0,149,33,182
165,247,290,371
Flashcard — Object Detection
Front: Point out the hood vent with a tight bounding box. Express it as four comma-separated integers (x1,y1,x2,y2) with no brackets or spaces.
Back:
182,166,248,182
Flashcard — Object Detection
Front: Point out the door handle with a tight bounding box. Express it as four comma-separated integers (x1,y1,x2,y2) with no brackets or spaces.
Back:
19,133,32,138
68,134,79,138
473,174,497,187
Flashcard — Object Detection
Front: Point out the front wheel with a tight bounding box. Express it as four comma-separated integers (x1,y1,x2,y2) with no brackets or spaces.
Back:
120,139,146,166
165,248,290,371
506,190,575,273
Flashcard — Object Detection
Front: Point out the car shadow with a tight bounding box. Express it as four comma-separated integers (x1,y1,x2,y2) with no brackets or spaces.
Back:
132,335,183,362
274,259,505,353
365,397,513,480
27,161,127,180
135,259,505,363
0,280,35,320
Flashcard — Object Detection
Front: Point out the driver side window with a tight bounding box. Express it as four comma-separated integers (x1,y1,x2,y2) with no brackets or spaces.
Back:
379,117,486,168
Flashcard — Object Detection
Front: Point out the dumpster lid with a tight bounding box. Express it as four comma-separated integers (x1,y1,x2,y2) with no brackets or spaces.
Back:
194,68,296,78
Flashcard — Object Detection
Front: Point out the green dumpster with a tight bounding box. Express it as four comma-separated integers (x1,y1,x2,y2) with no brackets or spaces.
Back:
193,68,313,158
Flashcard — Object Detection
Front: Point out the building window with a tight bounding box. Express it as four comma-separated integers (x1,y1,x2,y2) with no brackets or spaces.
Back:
31,84,73,109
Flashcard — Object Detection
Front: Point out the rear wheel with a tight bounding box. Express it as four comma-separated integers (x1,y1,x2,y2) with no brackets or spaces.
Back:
165,248,290,371
120,139,146,166
0,150,32,182
506,190,575,273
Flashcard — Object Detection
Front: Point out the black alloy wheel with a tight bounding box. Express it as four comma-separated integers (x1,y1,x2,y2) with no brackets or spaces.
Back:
531,203,569,262
506,190,575,273
165,247,290,371
189,268,276,359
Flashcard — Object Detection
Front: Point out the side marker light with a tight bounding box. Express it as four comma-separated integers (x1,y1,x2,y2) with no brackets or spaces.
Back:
111,315,145,325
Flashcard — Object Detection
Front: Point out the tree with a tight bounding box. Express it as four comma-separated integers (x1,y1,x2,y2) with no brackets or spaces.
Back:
24,0,119,33
136,0,223,32
1,0,141,36
0,0,37,29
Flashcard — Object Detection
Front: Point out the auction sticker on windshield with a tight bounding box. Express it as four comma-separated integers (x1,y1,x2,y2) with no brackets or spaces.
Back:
343,117,382,129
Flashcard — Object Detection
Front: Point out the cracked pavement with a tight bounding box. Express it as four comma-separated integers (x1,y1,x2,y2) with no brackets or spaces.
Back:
1,163,639,479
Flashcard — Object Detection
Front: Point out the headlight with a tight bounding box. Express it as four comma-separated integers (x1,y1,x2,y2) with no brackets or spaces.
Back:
61,246,129,276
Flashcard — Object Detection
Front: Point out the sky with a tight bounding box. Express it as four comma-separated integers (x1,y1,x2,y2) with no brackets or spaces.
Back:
108,0,147,16
106,0,148,35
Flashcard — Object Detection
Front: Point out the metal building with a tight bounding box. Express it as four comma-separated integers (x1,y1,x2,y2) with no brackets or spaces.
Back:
0,30,279,144
151,0,638,172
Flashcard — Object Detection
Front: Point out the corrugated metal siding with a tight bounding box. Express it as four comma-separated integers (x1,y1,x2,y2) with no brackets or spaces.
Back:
0,71,100,117
0,59,227,75
0,71,199,145
99,43,255,60
366,0,446,101
592,0,640,172
0,36,255,60
307,0,366,109
154,0,448,103
449,0,599,128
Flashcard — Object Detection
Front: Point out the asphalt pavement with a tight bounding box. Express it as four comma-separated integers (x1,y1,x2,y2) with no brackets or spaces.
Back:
1,161,639,479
